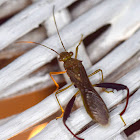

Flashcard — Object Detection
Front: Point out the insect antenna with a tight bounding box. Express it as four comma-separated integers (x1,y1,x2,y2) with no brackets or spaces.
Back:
53,6,67,52
16,41,60,55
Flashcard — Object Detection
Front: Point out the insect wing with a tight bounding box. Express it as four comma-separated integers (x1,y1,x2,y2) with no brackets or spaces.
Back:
81,89,109,125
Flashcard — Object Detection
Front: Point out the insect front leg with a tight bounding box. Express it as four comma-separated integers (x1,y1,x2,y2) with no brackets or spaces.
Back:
94,83,129,126
55,83,73,119
63,90,84,140
75,34,83,59
50,71,73,119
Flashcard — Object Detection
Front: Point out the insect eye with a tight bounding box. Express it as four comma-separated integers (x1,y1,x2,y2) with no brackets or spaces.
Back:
69,52,73,56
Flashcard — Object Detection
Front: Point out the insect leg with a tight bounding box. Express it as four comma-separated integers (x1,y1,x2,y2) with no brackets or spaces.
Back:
63,90,84,140
89,70,113,93
50,71,67,92
88,69,104,81
94,83,129,126
55,83,73,119
75,34,83,59
50,71,72,119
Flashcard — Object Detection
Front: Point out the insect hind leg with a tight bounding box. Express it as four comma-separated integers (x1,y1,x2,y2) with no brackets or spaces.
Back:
63,91,84,140
94,83,129,126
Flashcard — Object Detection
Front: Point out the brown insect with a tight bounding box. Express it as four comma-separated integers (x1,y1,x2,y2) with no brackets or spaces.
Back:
17,6,129,140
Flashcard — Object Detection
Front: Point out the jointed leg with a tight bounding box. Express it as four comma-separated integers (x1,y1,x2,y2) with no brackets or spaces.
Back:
89,69,113,93
94,83,129,126
88,69,104,82
55,83,73,119
75,34,83,59
92,84,113,93
50,71,73,119
50,71,67,93
63,90,83,140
